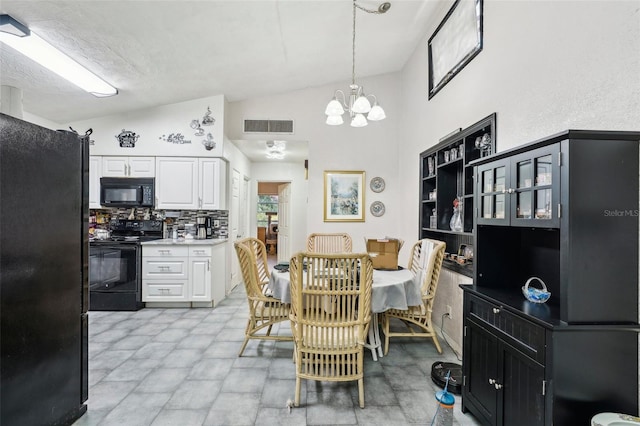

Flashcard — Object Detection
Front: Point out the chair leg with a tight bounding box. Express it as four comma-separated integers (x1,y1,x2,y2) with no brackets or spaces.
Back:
432,333,443,354
295,376,301,407
358,377,365,408
382,315,391,356
238,336,250,357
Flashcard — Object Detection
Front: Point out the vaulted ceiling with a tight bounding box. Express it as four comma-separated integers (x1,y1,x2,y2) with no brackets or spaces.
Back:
1,1,444,161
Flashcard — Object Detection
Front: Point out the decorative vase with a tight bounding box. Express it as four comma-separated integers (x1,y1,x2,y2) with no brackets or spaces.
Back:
450,198,463,232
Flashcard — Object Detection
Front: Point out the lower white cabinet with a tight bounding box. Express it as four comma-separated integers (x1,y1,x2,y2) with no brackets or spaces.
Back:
142,243,226,306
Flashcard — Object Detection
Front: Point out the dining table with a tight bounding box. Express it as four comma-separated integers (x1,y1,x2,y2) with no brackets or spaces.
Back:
268,265,422,360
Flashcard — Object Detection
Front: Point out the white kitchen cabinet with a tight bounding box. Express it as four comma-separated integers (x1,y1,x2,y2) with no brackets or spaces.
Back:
199,158,226,210
142,242,225,306
89,156,102,208
155,157,226,210
189,246,212,301
142,245,189,302
102,156,155,177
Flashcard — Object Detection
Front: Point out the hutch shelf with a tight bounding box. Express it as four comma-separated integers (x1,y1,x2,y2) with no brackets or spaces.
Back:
461,129,640,426
419,113,496,277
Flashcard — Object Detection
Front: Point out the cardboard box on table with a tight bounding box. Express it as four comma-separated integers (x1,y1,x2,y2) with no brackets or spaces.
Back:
366,238,403,270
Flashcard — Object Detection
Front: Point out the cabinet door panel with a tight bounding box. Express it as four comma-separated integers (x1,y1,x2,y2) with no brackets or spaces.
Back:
510,146,559,227
190,258,211,301
499,342,545,426
129,157,155,177
199,158,220,210
89,156,102,208
156,158,199,209
476,159,510,226
102,157,128,177
464,321,498,424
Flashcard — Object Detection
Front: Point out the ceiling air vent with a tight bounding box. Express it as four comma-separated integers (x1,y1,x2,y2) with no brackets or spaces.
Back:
243,119,294,134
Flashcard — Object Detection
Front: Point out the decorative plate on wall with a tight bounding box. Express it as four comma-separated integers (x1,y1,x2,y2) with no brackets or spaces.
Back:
370,177,385,193
370,201,385,217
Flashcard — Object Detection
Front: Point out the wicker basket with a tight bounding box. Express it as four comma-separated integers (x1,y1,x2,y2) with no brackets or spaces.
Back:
522,277,550,304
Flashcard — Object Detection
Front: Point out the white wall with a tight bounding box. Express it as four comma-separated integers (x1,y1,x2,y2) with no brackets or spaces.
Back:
226,73,403,254
397,0,640,351
67,95,226,158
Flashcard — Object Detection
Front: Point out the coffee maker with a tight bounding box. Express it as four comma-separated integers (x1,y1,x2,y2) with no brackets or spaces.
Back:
196,216,207,240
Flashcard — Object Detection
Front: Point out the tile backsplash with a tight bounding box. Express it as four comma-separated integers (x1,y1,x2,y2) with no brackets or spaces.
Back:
89,208,229,239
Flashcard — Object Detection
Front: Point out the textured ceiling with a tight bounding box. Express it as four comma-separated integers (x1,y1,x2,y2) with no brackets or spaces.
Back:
0,0,442,161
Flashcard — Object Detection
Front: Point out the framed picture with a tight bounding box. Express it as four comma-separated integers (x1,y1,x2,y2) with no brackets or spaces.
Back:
428,0,483,99
323,170,365,222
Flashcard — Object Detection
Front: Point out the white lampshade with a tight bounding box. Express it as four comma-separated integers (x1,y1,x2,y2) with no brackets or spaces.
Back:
326,114,344,126
350,113,368,127
325,99,345,116
351,95,372,114
367,104,386,121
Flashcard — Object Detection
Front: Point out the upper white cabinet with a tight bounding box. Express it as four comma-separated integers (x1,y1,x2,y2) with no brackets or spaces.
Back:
102,156,155,177
89,156,102,208
199,158,226,210
156,157,226,210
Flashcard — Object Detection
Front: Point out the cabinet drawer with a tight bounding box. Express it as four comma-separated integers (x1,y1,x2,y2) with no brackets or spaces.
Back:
143,281,188,301
190,246,212,257
143,258,188,279
468,295,545,363
143,246,189,257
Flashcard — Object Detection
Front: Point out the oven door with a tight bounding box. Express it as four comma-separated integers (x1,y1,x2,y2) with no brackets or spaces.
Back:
89,243,139,293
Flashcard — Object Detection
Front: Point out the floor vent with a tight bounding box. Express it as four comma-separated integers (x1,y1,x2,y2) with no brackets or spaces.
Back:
244,119,294,134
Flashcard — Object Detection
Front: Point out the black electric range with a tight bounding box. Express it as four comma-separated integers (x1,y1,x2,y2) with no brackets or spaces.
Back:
89,220,163,311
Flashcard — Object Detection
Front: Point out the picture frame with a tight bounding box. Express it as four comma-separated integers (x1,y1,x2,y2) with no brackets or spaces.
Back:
428,0,483,99
323,170,365,222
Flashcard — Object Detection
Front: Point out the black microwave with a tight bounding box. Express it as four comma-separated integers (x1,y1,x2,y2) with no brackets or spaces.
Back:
100,177,155,208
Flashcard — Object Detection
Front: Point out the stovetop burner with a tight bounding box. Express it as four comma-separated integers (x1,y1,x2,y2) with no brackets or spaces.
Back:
91,219,163,245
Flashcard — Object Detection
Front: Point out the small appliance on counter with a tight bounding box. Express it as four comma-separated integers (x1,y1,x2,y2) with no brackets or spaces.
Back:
196,216,207,239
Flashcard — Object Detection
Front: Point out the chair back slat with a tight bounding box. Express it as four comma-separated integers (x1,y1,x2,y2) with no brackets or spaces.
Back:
306,233,353,253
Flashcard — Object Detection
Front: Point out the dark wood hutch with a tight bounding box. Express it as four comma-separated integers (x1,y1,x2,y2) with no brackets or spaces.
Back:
461,129,640,426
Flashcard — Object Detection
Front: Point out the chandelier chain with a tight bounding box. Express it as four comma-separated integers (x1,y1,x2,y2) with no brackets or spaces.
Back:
352,0,356,85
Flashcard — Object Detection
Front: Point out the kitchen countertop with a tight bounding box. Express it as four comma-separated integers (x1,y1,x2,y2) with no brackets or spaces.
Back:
141,238,227,246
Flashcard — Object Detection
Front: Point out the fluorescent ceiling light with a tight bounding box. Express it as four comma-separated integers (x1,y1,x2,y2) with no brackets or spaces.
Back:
0,14,118,97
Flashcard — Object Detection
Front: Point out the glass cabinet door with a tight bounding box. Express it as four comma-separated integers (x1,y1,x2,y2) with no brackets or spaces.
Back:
510,145,560,227
476,158,510,226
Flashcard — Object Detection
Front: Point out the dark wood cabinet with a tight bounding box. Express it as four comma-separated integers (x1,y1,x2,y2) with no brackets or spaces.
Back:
476,144,560,228
419,113,496,277
462,130,640,426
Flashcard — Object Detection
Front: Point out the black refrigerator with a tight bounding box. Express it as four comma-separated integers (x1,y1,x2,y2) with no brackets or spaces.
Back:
1,113,89,425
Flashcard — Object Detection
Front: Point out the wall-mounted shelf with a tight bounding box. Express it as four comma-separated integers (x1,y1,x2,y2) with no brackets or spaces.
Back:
418,113,496,277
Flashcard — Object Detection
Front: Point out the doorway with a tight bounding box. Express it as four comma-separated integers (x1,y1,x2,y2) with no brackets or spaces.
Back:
257,181,288,268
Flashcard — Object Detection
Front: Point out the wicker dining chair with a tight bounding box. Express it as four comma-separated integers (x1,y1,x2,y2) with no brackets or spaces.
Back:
380,238,446,355
289,251,373,408
234,238,292,356
306,233,353,253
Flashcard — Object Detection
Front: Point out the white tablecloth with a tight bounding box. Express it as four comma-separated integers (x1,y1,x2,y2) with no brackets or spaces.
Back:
268,268,422,313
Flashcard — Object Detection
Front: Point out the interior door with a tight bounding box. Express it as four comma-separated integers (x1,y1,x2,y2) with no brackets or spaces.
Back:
230,169,241,292
277,183,291,263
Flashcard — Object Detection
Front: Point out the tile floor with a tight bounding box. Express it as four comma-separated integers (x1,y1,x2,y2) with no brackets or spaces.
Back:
74,283,482,426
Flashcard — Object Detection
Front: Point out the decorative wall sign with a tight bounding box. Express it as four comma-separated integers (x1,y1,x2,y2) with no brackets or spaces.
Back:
370,177,385,193
116,129,140,147
159,133,191,144
428,0,483,99
201,106,215,126
324,170,365,222
202,133,215,150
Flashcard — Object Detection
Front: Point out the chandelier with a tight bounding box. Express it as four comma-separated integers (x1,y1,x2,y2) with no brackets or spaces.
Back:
324,1,390,127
